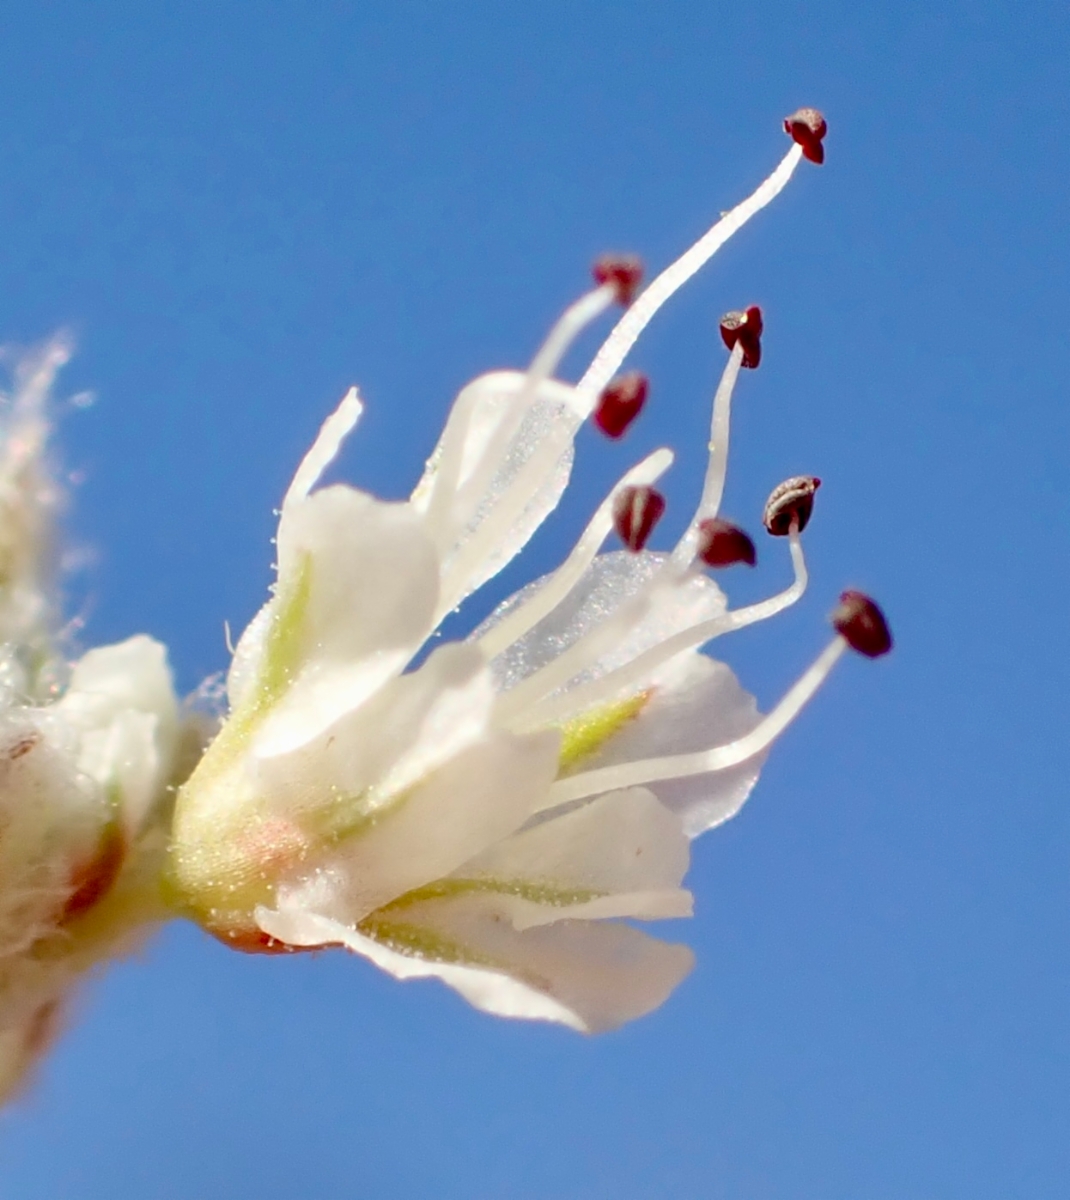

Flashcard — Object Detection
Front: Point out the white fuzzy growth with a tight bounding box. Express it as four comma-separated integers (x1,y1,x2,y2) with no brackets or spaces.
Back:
0,337,71,688
0,344,187,1105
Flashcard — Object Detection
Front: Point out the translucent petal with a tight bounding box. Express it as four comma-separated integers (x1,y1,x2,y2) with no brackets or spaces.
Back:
277,724,559,923
454,786,692,927
258,897,694,1033
565,652,766,838
413,371,584,613
475,549,726,695
253,642,496,820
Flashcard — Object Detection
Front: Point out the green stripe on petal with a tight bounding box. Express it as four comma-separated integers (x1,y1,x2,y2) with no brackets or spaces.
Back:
357,915,500,970
379,876,602,914
555,690,650,773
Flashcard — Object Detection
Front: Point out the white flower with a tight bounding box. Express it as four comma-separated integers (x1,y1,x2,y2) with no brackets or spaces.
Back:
0,343,189,1102
170,116,890,1033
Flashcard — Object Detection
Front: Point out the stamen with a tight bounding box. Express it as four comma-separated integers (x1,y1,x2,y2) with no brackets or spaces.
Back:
673,340,744,561
575,141,804,408
475,448,674,661
594,372,649,439
763,475,820,536
719,305,763,369
591,254,644,306
526,283,619,384
519,528,807,731
543,635,848,806
783,108,828,165
831,590,893,657
695,518,756,568
613,486,666,553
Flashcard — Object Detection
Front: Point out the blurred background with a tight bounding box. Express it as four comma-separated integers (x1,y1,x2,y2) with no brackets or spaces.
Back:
0,3,1067,1197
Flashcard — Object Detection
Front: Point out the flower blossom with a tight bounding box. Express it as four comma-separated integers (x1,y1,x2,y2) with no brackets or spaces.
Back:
169,110,892,1033
0,342,190,1102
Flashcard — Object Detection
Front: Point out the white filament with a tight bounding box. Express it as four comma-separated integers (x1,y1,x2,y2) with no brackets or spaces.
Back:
543,634,848,806
575,144,803,408
476,447,674,661
528,284,617,384
674,340,744,562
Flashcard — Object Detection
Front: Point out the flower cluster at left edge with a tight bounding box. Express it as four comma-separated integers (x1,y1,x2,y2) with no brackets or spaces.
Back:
0,338,201,1104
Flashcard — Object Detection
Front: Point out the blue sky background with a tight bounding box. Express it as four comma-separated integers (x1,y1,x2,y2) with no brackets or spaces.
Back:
0,2,1067,1197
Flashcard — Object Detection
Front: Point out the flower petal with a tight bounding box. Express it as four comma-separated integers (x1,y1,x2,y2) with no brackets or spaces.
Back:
275,725,561,923
282,386,363,507
568,652,765,837
254,486,441,754
476,549,726,695
253,642,496,816
257,898,694,1033
452,786,692,928
413,371,585,614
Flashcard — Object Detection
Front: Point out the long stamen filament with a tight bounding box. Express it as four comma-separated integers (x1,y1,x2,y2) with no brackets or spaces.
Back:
543,633,848,807
527,284,617,383
674,341,744,561
575,144,803,409
520,528,807,729
476,447,674,661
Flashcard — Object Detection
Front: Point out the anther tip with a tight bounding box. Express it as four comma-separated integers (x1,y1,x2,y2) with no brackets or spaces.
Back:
594,372,649,439
719,305,764,369
695,518,757,568
763,475,821,536
593,254,644,306
783,108,827,164
831,590,893,658
613,485,666,553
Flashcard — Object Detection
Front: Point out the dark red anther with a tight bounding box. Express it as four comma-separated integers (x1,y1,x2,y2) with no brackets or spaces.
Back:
695,518,757,568
594,372,649,439
763,475,821,536
613,485,666,552
719,305,763,368
593,254,644,306
830,590,893,658
783,107,828,164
